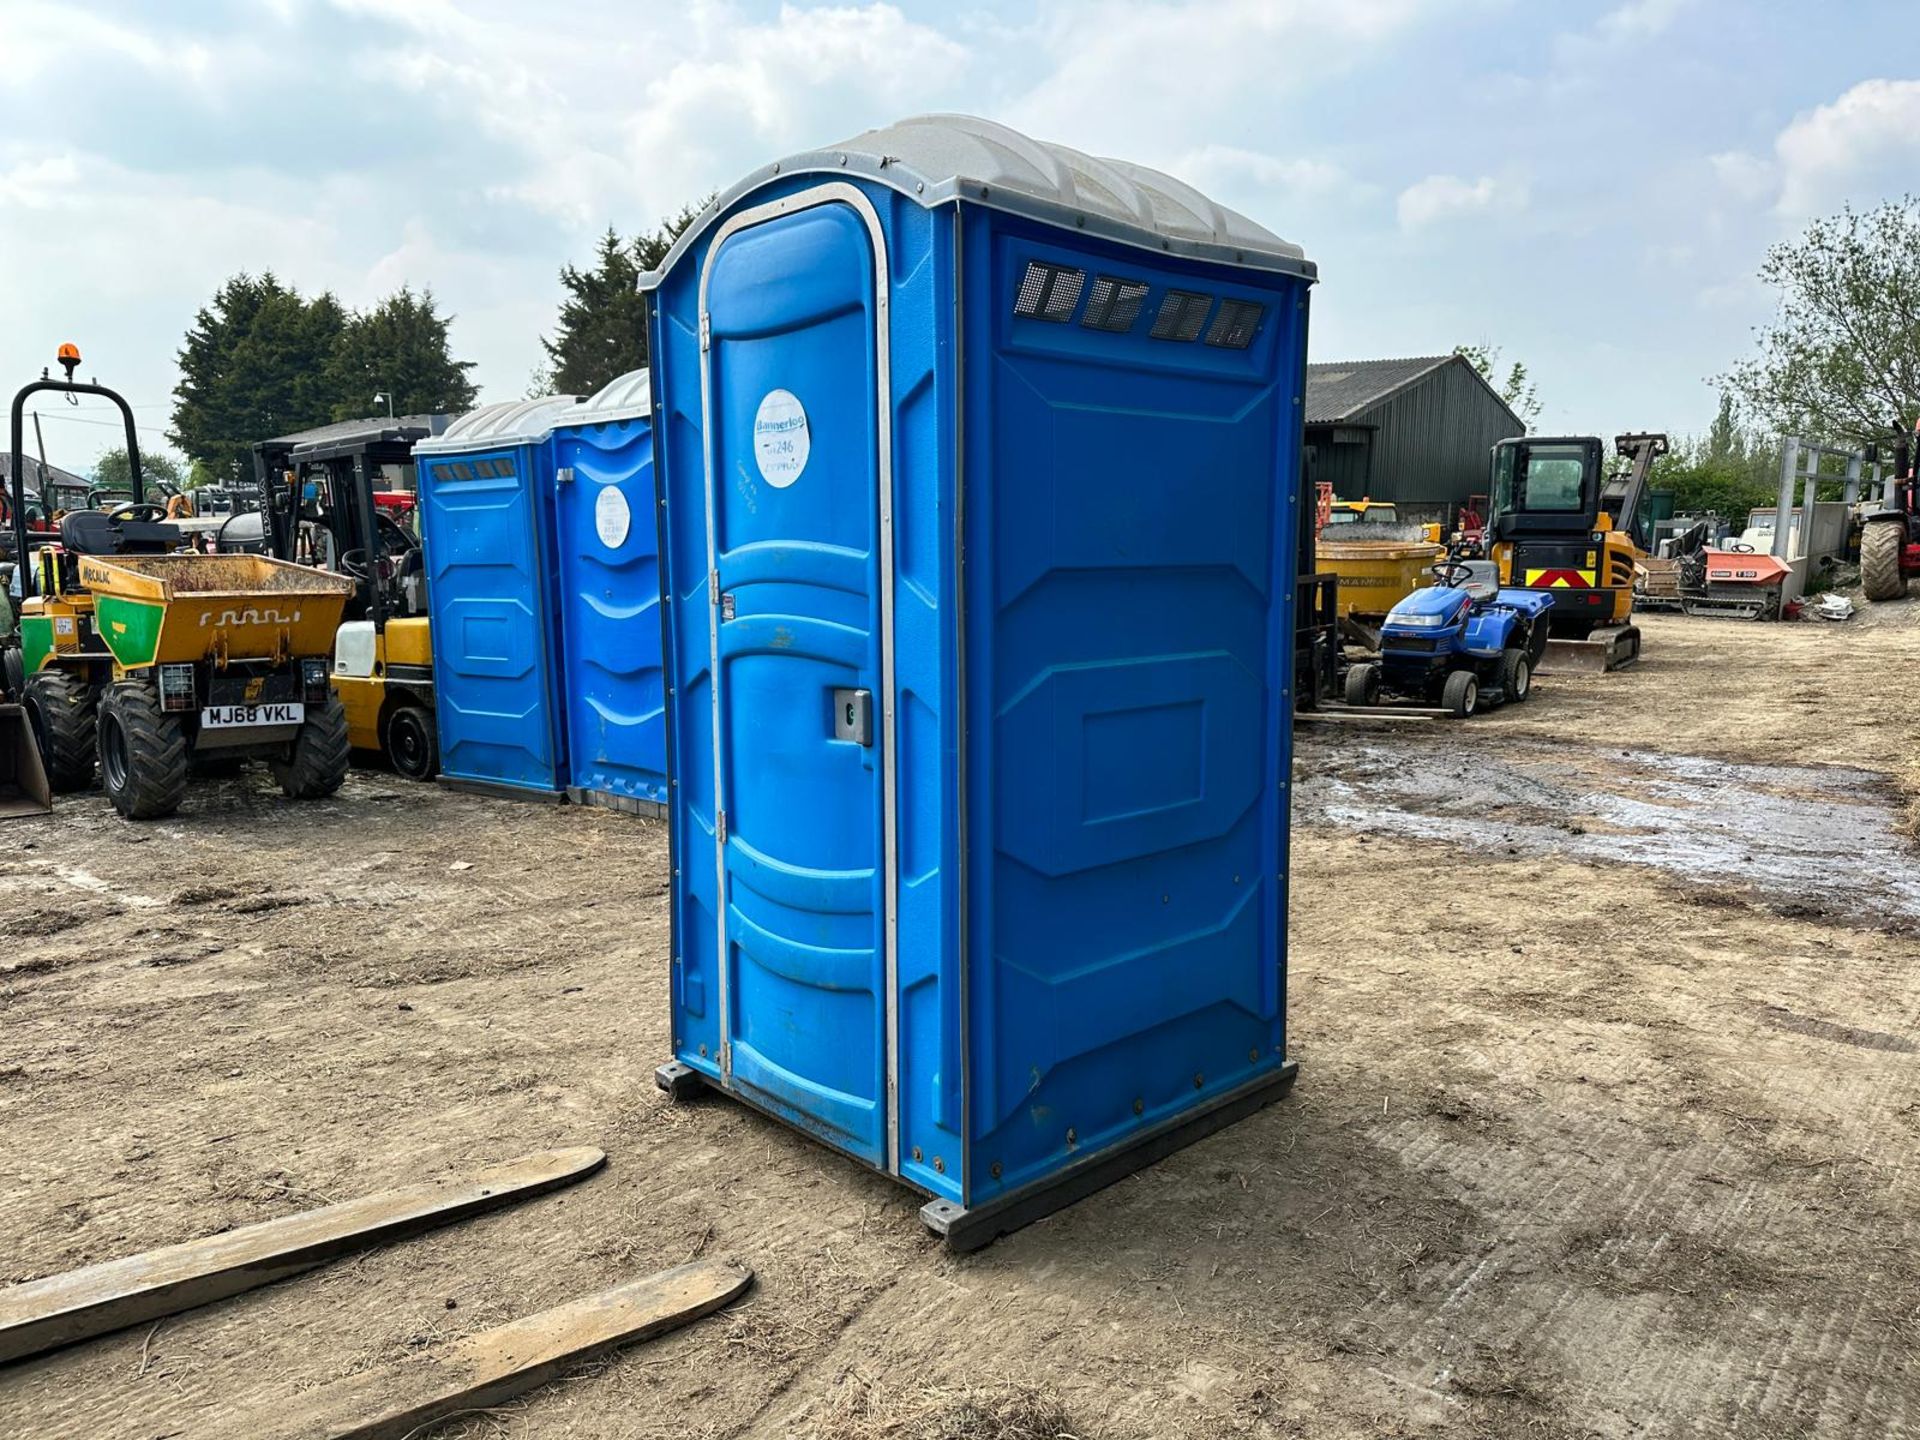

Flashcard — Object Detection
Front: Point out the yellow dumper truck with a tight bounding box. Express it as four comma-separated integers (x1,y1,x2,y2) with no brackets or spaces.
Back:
15,524,355,819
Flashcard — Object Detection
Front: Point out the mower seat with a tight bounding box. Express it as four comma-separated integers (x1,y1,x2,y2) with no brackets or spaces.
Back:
59,510,183,556
1458,559,1500,601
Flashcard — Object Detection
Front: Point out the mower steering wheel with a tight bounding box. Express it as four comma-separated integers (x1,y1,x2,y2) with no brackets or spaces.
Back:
108,502,167,524
1432,560,1472,588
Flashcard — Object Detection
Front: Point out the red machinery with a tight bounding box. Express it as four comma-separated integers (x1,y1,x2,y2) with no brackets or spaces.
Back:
1861,419,1920,602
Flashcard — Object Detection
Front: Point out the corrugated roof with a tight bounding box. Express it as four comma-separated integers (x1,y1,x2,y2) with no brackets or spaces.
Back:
1304,356,1455,425
415,395,580,453
1,453,90,495
644,113,1314,289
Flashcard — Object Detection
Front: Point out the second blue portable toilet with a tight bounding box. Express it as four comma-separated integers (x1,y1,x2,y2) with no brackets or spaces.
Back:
415,395,579,798
646,115,1316,1248
551,369,668,815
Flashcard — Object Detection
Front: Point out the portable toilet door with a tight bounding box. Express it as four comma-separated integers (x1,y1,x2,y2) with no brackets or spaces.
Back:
645,115,1316,1248
414,395,579,797
551,369,668,815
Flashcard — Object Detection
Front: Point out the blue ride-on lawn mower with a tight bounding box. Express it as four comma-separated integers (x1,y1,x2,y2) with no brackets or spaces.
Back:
1344,557,1554,718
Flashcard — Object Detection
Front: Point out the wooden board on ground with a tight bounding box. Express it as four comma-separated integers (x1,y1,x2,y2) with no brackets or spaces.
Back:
221,1260,753,1440
0,1146,606,1366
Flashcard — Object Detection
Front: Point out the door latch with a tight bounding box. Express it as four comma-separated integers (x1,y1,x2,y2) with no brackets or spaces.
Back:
832,688,873,746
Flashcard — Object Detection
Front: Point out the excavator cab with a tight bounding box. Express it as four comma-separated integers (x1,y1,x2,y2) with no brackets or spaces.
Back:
1487,432,1666,672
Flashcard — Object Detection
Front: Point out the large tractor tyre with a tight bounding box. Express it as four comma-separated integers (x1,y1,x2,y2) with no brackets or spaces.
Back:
24,669,100,792
1344,664,1381,708
97,683,188,820
1500,647,1532,704
1442,669,1479,718
1860,520,1909,602
272,696,350,800
384,703,439,782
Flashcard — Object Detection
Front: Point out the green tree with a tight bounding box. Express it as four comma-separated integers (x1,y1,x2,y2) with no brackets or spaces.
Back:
170,273,348,484
1456,343,1542,430
1649,415,1782,523
1720,196,1920,445
92,446,187,499
324,286,478,421
542,206,704,395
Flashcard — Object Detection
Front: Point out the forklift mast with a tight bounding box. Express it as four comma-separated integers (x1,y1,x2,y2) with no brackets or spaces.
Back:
1600,432,1670,551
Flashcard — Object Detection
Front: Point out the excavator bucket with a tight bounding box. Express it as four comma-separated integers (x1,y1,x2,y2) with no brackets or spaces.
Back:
1538,625,1641,676
0,703,52,818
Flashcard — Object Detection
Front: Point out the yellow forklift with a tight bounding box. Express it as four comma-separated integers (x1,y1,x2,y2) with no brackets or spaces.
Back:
1485,432,1667,673
6,347,355,818
248,419,440,780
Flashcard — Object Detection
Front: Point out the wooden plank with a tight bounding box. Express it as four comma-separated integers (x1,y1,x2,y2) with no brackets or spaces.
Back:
227,1260,753,1440
1295,710,1435,725
0,1147,606,1366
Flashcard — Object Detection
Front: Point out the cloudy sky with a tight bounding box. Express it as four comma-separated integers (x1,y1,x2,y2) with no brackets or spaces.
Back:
2,0,1916,474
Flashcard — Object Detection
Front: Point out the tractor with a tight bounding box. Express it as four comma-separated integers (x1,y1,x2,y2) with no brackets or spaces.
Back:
1344,557,1554,718
1860,420,1919,603
6,347,357,819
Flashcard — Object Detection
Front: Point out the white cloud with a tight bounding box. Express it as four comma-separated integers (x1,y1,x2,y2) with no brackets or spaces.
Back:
1709,150,1776,205
1397,173,1525,230
1774,78,1920,216
1594,0,1690,43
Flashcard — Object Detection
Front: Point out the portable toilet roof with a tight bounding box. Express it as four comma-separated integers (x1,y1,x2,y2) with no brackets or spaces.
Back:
642,113,1314,288
573,367,651,423
415,395,581,454
646,113,1316,1246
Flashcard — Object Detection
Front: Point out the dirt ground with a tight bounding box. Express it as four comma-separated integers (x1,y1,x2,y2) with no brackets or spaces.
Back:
4,608,1919,1439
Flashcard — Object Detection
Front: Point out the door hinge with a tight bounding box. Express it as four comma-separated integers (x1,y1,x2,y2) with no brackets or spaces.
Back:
555,465,575,484
699,312,711,352
708,569,720,604
715,809,727,843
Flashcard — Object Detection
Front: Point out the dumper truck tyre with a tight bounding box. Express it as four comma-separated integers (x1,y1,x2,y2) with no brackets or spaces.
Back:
1442,669,1478,718
24,669,99,792
1860,519,1908,602
384,703,438,782
1500,647,1531,703
1344,664,1380,708
97,682,188,820
272,696,350,800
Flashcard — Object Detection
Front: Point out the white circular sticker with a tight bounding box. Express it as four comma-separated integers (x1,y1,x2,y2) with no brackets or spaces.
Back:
753,388,810,488
594,485,631,549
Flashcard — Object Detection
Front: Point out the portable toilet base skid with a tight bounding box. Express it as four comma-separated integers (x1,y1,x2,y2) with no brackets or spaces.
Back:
656,1057,1298,1250
646,115,1314,1249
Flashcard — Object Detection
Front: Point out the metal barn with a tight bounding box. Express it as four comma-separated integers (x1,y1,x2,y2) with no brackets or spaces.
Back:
1305,354,1524,507
644,114,1315,1247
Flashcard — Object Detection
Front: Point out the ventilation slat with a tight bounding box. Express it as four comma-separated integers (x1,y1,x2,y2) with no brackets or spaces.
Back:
1081,275,1150,333
1013,260,1086,323
1205,299,1265,349
1149,289,1212,342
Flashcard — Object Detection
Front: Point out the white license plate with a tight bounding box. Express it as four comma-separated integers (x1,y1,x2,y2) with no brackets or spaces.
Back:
201,703,305,729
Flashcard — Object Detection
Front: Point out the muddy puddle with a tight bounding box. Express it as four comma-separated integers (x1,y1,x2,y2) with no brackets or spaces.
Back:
1296,732,1920,930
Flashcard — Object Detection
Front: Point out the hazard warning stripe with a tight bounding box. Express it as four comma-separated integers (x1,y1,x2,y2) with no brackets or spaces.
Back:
1524,568,1595,588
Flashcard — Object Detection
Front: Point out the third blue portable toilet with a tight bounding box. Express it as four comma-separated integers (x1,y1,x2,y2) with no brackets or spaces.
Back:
646,114,1315,1248
550,369,668,815
415,394,579,798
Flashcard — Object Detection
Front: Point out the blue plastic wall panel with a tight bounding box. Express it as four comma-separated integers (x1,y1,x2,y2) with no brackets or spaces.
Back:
552,416,668,805
957,212,1307,1207
652,177,962,1201
418,445,567,792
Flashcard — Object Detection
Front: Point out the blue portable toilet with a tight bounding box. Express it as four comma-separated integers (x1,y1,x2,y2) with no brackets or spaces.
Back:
646,115,1315,1248
415,394,580,798
550,369,668,815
